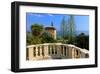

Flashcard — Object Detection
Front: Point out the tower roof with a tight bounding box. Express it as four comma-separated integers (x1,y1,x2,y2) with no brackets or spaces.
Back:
45,26,56,30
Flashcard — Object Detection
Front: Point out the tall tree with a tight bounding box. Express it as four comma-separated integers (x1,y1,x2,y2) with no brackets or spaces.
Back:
51,21,54,26
61,16,67,39
68,15,76,43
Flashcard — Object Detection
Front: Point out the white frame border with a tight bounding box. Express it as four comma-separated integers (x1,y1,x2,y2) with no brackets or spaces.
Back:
19,5,95,69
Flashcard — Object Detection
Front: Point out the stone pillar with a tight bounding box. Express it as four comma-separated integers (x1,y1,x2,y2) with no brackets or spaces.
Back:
28,47,34,60
35,46,37,57
60,45,63,57
63,46,65,57
62,46,64,56
50,45,52,55
66,46,67,57
72,48,75,58
40,46,42,57
78,50,81,58
53,45,55,55
68,47,72,58
54,30,56,39
59,45,62,57
44,45,48,57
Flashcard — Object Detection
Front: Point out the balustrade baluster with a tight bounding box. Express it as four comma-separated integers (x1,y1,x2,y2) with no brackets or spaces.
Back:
36,46,38,57
38,46,40,56
63,46,64,56
40,46,42,56
33,47,36,57
50,45,52,55
53,45,55,55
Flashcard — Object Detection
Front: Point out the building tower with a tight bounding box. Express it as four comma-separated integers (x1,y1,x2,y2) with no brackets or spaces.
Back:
45,22,56,39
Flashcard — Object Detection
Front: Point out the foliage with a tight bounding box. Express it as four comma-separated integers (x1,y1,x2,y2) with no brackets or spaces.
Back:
60,16,89,50
27,24,56,45
75,33,89,50
60,15,76,44
26,32,42,45
67,15,76,43
41,32,57,43
31,24,43,36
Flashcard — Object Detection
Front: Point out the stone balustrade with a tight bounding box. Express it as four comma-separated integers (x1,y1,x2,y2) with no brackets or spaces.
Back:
26,43,89,60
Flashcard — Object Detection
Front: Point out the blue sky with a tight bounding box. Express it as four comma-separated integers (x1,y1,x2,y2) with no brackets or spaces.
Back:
26,13,89,33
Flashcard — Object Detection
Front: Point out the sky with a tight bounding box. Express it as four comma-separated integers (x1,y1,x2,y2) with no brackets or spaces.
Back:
26,13,89,34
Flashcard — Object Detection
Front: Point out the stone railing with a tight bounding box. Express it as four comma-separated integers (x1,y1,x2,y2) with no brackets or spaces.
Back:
26,43,89,60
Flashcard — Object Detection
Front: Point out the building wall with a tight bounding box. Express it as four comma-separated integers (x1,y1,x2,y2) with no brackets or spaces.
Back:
45,29,56,39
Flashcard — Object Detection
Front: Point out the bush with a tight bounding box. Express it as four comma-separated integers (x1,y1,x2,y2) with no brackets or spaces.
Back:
75,33,89,50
